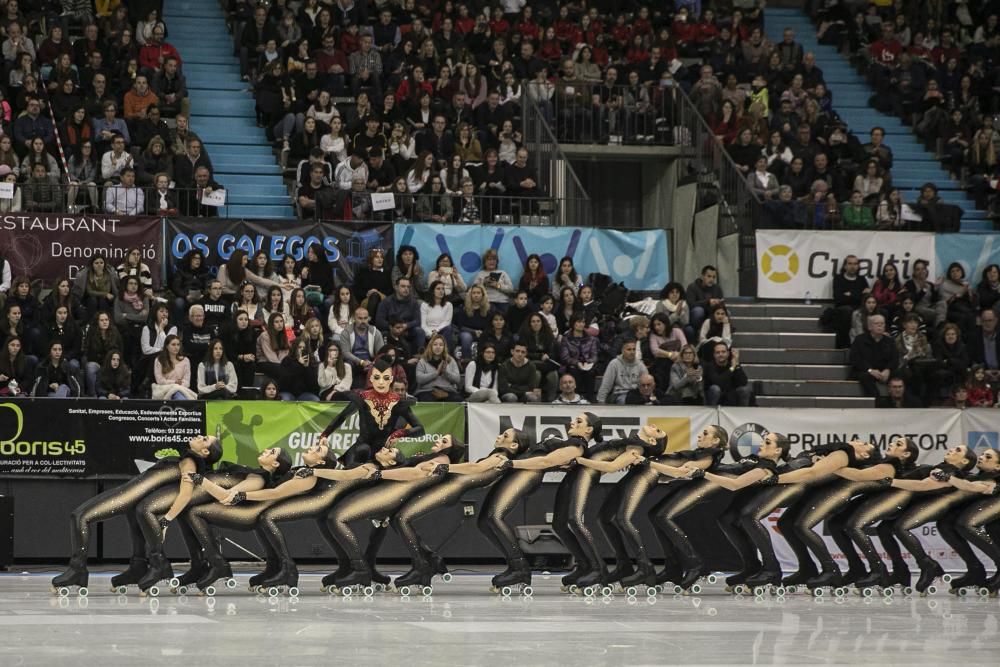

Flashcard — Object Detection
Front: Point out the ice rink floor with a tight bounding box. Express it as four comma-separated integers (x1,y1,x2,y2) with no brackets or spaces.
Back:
3,568,1000,666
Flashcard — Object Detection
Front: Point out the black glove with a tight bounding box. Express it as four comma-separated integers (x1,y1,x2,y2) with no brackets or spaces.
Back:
633,458,651,468
188,473,204,486
433,463,450,475
295,467,315,478
688,468,705,480
931,469,952,482
231,491,247,505
876,477,893,487
369,469,383,482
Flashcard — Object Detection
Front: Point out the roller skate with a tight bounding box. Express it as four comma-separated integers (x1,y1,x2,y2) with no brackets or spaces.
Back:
110,557,148,594
249,559,280,593
620,560,658,598
320,562,352,593
744,569,785,597
984,571,1000,598
671,568,705,596
260,561,300,598
780,567,819,595
915,560,945,596
327,560,376,597
886,566,913,595
138,552,175,597
491,558,532,597
171,555,209,595
949,567,989,597
52,557,90,598
605,560,635,587
854,566,893,599
392,562,435,598
428,553,452,584
197,560,237,597
652,562,683,594
838,566,867,588
491,563,516,588
560,562,591,594
577,567,614,598
724,567,759,595
805,568,848,599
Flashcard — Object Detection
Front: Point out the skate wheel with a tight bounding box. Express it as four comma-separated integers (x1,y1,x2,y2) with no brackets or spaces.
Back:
58,587,70,597
834,587,847,598
582,585,596,597
422,585,433,597
399,586,411,597
168,577,180,588
902,586,913,596
374,583,386,592
625,586,638,597
441,572,453,583
774,586,786,597
706,574,718,584
176,586,188,596
226,579,237,589
926,585,937,596
267,587,279,598
342,586,353,597
522,586,533,597
690,583,701,595
148,586,160,598
288,587,300,598
672,584,683,595
732,584,746,595
601,585,614,597
942,573,953,584
78,587,89,598
646,587,657,599
568,584,579,594
883,587,894,598
500,586,513,597
362,586,375,597
753,586,766,597
978,587,990,597
786,585,797,595
957,587,968,597
205,586,216,597
113,585,127,595
862,587,875,598
812,587,824,598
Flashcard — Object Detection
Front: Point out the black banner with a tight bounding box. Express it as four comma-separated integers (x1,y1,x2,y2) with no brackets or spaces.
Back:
165,218,393,285
0,399,206,477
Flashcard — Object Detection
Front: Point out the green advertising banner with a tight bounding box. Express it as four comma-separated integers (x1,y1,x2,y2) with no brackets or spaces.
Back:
205,401,466,467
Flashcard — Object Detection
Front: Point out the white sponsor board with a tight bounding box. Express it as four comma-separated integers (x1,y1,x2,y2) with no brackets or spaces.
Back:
755,230,935,299
466,404,716,482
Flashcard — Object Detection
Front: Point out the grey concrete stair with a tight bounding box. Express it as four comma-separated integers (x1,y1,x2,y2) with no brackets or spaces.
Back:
758,380,865,397
737,317,825,333
740,349,848,364
726,303,827,318
743,364,851,381
756,396,874,408
733,332,836,348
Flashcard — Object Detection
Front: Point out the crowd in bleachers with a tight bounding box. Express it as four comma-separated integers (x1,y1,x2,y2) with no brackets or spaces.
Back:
826,254,1000,408
0,244,756,407
0,1,231,215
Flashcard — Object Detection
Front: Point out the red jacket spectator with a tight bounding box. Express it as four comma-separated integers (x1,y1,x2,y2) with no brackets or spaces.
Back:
672,18,698,46
626,45,649,65
967,384,994,407
611,21,632,47
515,19,539,41
489,18,510,37
454,16,474,35
697,20,720,43
139,41,182,72
930,42,961,70
554,18,578,44
314,46,348,76
870,38,902,68
539,37,563,63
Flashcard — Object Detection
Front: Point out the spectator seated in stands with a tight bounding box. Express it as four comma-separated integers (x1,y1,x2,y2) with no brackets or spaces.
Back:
552,372,589,405
414,333,462,402
339,307,383,381
876,376,922,409
197,339,237,400
703,342,752,407
22,162,59,213
465,342,501,404
686,264,724,333
105,167,144,215
151,56,188,118
970,308,1000,384
625,373,669,405
597,338,646,405
101,134,133,184
499,342,542,403
278,338,320,402
182,166,224,217
850,313,897,399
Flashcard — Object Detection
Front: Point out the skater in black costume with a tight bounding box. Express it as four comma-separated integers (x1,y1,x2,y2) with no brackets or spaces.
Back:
51,435,223,594
477,412,598,592
390,429,534,590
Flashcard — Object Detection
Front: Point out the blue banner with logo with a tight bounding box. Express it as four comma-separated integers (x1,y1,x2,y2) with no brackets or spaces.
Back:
394,223,669,291
935,233,1000,284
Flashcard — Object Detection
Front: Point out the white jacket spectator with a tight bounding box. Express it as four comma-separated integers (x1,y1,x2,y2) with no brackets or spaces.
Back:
420,300,453,338
464,358,500,403
318,361,352,396
334,155,368,190
105,180,145,215
197,360,238,396
101,142,134,181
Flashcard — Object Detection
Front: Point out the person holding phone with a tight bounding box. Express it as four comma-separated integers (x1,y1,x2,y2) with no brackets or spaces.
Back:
473,248,514,311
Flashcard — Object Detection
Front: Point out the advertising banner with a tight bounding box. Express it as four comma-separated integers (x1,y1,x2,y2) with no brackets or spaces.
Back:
395,223,670,290
755,230,935,299
936,234,1000,285
0,214,162,287
719,407,966,571
0,399,205,477
205,401,465,468
166,218,393,286
466,404,716,481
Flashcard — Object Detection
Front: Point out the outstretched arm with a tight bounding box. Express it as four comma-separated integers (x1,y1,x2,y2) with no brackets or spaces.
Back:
512,446,583,470
193,473,267,501
395,402,425,439
163,458,198,521
311,466,373,481
949,477,997,494
382,456,448,481
233,475,317,502
777,450,848,484
576,448,643,473
701,467,771,490
447,454,505,474
320,397,360,439
890,477,949,492
833,462,895,482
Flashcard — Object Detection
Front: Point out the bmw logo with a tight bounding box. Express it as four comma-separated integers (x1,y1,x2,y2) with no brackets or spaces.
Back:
729,423,770,460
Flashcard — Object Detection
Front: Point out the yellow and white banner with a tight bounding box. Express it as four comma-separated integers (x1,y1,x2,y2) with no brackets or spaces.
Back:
466,404,716,482
755,230,936,299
